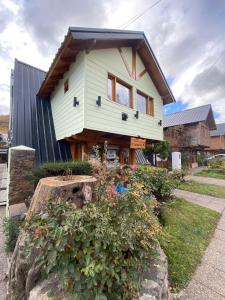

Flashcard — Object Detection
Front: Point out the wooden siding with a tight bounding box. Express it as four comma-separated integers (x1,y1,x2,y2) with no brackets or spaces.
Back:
84,47,163,141
164,122,211,150
51,52,85,140
51,48,164,141
208,135,225,151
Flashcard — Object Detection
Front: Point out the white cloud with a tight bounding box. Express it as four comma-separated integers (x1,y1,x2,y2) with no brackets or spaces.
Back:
0,0,225,124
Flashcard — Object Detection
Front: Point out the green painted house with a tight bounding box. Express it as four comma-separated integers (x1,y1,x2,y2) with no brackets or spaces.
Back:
11,27,175,164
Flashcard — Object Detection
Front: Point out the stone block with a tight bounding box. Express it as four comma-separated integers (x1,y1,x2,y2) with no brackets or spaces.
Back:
8,203,27,220
8,145,35,206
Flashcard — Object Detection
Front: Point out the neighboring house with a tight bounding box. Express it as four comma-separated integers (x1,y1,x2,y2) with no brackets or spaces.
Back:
10,27,175,164
163,104,216,167
207,123,225,154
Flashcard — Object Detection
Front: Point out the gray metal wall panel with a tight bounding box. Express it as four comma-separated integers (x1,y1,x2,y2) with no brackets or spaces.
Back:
11,59,71,163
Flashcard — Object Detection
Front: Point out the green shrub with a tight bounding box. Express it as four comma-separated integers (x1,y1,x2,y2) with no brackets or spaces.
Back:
31,161,93,186
131,166,180,203
3,217,22,254
25,194,160,299
170,169,187,183
207,158,225,173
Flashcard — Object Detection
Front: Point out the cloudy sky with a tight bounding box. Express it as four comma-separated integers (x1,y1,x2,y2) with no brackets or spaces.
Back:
0,0,225,122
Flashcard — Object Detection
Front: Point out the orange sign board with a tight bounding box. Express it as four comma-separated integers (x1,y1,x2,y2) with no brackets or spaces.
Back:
130,138,146,149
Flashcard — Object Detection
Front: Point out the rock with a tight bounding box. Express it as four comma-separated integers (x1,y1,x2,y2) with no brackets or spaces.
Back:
139,242,170,300
28,274,62,300
7,175,97,300
8,203,27,220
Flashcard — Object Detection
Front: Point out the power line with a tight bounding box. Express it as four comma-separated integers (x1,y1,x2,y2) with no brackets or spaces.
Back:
118,0,162,30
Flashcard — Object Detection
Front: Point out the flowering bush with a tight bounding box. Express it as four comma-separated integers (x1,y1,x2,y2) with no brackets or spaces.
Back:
208,158,225,173
25,193,160,299
131,166,180,203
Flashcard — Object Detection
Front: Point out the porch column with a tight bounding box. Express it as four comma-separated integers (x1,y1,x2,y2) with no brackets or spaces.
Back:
82,142,88,161
119,148,125,165
130,149,136,165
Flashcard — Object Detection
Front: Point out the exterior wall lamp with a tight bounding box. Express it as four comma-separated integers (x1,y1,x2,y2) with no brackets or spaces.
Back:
73,97,79,107
134,111,139,119
158,120,162,126
122,112,128,121
96,96,101,106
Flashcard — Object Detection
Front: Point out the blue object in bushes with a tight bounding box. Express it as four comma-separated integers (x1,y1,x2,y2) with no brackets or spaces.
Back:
116,183,129,193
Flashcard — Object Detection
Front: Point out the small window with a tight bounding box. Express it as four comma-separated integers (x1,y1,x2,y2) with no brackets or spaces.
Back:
137,92,147,113
64,79,69,93
116,81,131,107
137,91,154,116
108,74,132,108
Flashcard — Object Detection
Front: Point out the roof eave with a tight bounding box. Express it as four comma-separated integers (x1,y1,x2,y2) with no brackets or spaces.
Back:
38,27,175,105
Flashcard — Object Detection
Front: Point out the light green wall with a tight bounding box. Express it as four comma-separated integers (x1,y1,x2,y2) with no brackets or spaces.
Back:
84,47,163,141
51,47,163,141
51,52,85,140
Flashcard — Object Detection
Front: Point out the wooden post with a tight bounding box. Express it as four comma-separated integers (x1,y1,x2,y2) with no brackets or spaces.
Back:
119,148,125,165
82,142,88,161
130,149,136,165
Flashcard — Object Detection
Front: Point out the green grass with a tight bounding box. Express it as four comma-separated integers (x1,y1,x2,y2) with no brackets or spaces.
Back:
195,169,225,180
158,198,219,292
179,180,225,198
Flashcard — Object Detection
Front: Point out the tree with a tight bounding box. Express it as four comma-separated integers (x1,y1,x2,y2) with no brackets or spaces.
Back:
144,140,170,160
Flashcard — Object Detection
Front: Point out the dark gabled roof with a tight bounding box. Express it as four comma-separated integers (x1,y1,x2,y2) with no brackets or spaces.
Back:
10,59,71,163
210,123,225,137
163,104,216,130
38,27,175,105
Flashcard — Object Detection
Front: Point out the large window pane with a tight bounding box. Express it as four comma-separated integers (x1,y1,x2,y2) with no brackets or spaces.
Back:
116,81,130,107
137,93,147,113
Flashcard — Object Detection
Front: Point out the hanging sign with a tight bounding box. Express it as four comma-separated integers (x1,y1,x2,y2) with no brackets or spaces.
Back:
130,138,146,149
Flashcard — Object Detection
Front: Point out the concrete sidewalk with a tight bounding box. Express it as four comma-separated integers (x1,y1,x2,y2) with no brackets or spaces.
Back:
174,189,225,213
175,188,225,299
186,174,225,187
183,211,225,299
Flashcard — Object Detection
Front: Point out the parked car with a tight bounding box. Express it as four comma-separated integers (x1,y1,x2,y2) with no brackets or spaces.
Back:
206,154,225,161
204,154,225,166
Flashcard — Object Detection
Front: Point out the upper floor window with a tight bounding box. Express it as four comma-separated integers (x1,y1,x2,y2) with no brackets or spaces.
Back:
108,74,132,108
64,79,69,93
136,90,154,116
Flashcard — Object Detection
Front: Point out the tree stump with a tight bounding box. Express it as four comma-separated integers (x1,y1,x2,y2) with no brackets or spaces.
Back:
8,175,96,300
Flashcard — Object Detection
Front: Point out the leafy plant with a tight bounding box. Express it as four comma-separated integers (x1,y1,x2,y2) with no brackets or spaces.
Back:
170,169,187,183
3,217,22,254
31,161,93,186
25,194,160,299
131,166,180,204
207,158,225,173
144,140,170,160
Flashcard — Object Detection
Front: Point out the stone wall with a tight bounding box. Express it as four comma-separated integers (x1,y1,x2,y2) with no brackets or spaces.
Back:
8,146,35,206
